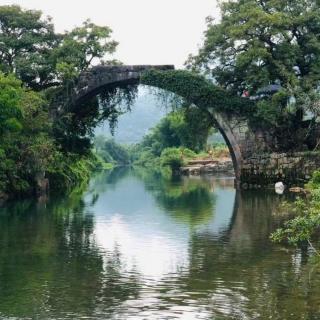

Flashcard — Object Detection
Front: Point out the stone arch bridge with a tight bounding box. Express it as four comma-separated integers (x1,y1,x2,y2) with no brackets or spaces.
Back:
68,65,320,188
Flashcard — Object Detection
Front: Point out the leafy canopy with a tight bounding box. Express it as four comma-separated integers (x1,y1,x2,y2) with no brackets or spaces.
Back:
54,19,118,82
0,5,118,89
188,0,320,114
134,108,212,158
0,5,57,89
0,72,55,193
188,0,320,92
0,73,23,134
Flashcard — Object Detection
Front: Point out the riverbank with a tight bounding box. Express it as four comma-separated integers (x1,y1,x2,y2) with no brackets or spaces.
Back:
180,157,234,176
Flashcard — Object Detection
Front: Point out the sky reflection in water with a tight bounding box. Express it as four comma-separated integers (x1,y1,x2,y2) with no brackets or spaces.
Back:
0,168,319,319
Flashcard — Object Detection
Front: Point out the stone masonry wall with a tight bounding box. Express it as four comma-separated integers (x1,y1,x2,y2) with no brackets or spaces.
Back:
219,115,320,188
240,152,320,188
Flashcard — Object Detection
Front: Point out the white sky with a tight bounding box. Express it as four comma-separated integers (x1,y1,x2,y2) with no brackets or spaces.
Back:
1,0,219,68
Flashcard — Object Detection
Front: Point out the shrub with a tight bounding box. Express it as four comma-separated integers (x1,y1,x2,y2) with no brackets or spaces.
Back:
160,147,185,171
271,170,320,255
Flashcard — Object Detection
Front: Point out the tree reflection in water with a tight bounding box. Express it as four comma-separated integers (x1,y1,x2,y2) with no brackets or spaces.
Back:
0,168,319,319
133,168,220,226
0,184,141,319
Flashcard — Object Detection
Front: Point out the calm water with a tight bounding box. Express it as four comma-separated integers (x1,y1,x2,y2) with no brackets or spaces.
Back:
0,168,319,320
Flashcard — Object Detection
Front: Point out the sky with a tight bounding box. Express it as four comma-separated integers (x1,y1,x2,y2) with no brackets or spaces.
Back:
1,0,219,68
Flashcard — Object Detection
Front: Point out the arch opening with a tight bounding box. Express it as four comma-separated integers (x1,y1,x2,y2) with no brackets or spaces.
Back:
69,66,247,182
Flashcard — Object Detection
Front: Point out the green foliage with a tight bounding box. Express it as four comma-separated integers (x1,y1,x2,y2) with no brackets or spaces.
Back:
160,147,185,171
0,73,23,134
158,146,196,172
142,69,253,116
140,108,211,154
94,136,130,166
130,148,160,168
188,0,320,121
271,171,320,254
188,0,320,94
0,73,56,194
167,107,214,152
0,5,118,89
0,6,122,198
130,105,212,170
53,19,118,83
306,171,320,190
180,148,197,159
0,5,57,90
47,153,98,190
0,72,100,197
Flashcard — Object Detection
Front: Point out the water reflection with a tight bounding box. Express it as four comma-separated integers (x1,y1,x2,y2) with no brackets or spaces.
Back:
0,168,319,319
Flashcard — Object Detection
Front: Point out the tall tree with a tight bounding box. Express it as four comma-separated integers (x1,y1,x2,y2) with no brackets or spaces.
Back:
0,5,58,90
0,5,119,90
138,107,213,156
188,0,320,115
54,19,118,82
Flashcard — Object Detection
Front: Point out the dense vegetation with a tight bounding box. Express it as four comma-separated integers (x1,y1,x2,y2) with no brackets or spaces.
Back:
0,5,119,198
129,106,215,171
187,0,320,150
183,0,320,253
94,104,221,173
271,171,320,256
0,5,228,198
1,0,320,206
94,136,131,167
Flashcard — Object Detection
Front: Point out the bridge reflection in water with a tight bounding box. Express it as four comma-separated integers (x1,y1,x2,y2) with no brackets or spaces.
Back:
0,168,319,320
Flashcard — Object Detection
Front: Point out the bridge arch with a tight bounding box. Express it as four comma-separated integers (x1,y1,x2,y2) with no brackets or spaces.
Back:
71,65,253,184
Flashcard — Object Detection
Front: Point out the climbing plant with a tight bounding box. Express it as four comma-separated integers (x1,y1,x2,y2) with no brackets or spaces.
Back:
141,69,320,151
141,70,254,116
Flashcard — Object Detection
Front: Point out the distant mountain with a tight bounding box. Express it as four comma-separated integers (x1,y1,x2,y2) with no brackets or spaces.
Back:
95,88,168,144
95,87,226,146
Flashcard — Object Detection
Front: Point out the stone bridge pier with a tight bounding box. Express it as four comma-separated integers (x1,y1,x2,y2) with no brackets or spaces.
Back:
67,65,320,189
210,110,320,188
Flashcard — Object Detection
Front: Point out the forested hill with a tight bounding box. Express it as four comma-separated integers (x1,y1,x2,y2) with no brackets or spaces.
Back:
95,89,168,144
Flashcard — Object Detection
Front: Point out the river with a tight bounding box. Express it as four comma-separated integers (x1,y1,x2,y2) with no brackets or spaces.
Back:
0,168,319,319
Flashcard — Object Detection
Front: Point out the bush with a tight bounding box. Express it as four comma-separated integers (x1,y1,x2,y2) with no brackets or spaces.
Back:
271,170,320,255
160,147,185,171
47,152,98,191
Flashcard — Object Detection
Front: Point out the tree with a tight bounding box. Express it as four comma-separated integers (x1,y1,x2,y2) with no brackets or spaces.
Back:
0,5,122,156
181,106,214,152
0,5,119,89
138,107,213,157
0,6,122,197
0,73,57,194
97,138,130,165
54,20,118,83
188,0,320,116
0,5,58,90
0,73,23,135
